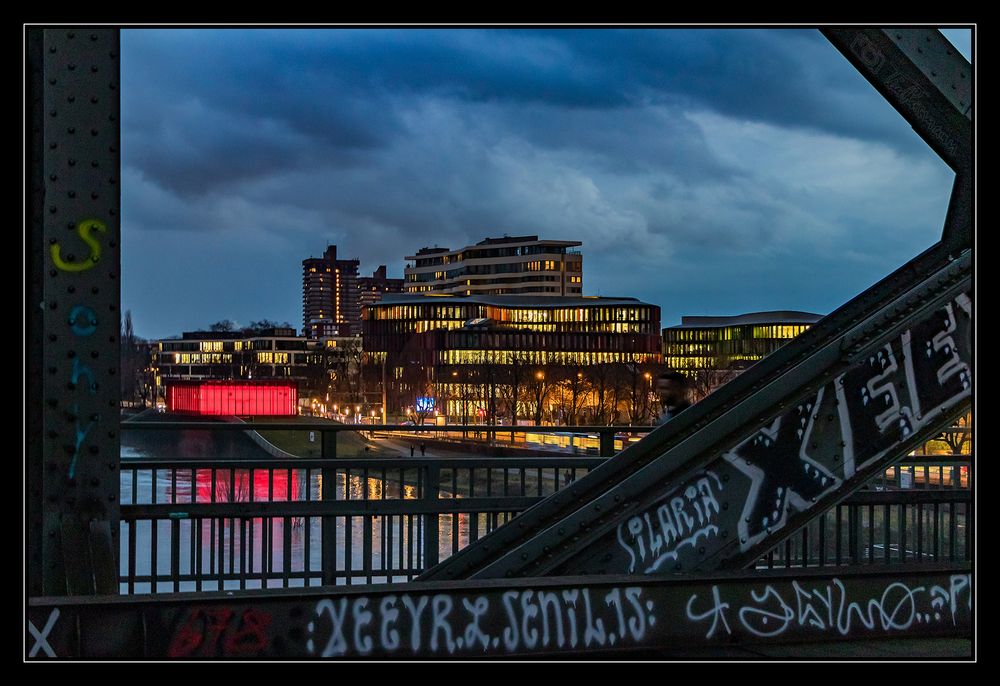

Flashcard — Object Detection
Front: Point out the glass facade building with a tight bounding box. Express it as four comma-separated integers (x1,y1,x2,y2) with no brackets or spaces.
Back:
662,311,823,373
364,293,661,418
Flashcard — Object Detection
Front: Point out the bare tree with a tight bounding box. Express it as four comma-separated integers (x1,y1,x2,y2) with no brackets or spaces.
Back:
553,364,588,426
500,352,530,428
621,362,661,425
525,366,555,425
587,362,616,425
608,362,631,425
687,361,753,404
938,412,972,454
120,310,150,407
476,351,503,429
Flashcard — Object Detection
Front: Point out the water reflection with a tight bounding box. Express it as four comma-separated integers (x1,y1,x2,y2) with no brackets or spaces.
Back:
120,461,475,594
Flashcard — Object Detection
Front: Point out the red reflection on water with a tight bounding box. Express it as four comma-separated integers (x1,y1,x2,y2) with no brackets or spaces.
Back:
176,468,303,503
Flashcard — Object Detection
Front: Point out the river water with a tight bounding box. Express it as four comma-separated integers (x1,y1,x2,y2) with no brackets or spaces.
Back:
119,446,496,594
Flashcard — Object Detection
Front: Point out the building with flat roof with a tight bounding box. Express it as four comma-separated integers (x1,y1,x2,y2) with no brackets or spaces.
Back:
404,235,583,297
365,293,661,422
663,311,823,373
154,329,368,416
303,245,360,338
358,265,404,316
156,327,311,381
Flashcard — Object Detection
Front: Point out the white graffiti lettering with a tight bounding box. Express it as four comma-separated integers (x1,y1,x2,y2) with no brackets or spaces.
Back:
305,587,652,656
352,598,373,655
462,597,490,650
28,608,60,658
617,471,725,573
379,596,400,651
314,598,348,657
929,574,972,626
685,577,970,641
430,595,456,653
401,595,429,652
686,586,732,639
520,591,539,649
561,589,580,649
537,591,564,648
582,588,606,647
739,586,794,637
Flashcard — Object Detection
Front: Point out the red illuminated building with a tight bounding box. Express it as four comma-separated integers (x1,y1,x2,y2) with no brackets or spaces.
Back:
167,380,298,416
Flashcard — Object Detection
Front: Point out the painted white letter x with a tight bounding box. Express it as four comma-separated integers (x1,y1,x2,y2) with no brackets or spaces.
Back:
28,608,60,658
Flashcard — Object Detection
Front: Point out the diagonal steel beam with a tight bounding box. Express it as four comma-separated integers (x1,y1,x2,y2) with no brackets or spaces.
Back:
822,28,973,248
823,28,971,172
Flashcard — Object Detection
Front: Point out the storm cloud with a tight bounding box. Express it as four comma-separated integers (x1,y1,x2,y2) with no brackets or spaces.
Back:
121,27,972,339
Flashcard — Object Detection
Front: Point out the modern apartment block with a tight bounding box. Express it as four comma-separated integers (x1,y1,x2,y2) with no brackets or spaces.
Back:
302,245,360,338
404,235,583,296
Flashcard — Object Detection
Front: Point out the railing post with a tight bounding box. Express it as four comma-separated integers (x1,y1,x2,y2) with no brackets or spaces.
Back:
321,429,337,586
422,464,440,570
599,429,615,458
848,504,862,564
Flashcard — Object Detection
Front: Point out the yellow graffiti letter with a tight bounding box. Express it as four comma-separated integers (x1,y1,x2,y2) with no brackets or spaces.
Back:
50,219,107,272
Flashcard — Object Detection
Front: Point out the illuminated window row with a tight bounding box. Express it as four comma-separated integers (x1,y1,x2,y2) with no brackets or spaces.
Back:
170,352,235,365
753,325,809,339
488,306,652,324
437,350,659,365
256,352,291,364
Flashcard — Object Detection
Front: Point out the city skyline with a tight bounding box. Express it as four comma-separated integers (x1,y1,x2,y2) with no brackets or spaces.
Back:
121,27,972,339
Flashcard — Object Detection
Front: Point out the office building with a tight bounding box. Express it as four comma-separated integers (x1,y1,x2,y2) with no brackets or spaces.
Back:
404,235,583,297
663,311,823,373
364,293,661,419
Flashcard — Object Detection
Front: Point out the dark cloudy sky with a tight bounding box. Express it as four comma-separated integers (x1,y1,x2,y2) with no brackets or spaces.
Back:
120,27,972,340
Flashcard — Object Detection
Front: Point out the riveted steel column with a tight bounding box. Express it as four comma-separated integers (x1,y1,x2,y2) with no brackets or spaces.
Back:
37,27,121,595
27,28,45,598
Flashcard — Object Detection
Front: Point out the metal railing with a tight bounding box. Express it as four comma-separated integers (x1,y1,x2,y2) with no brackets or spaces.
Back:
119,421,608,593
760,455,972,569
119,420,971,593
